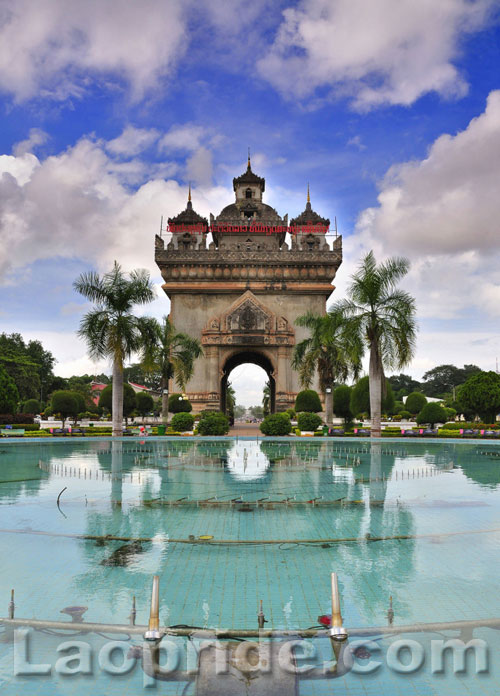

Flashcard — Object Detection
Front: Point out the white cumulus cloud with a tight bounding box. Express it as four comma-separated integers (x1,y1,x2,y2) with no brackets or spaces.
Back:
335,90,500,376
0,134,231,282
0,0,187,101
258,0,496,109
106,126,160,157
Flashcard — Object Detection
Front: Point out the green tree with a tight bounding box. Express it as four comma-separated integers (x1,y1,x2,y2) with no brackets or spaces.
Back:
74,261,155,435
457,371,500,423
262,380,271,416
295,389,322,413
260,412,292,436
0,364,19,414
226,382,236,420
51,390,78,428
297,412,322,431
333,385,352,424
140,316,202,424
168,393,193,413
136,392,154,421
292,309,362,424
416,402,448,428
171,412,195,432
0,333,56,401
72,392,86,422
421,364,481,398
197,412,230,435
23,398,41,414
350,376,395,419
249,405,264,419
123,363,160,390
99,383,137,424
405,392,427,415
388,373,421,396
338,252,416,436
234,404,246,419
25,338,56,402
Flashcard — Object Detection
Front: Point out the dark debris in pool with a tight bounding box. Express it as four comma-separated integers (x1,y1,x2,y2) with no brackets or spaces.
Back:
100,541,146,566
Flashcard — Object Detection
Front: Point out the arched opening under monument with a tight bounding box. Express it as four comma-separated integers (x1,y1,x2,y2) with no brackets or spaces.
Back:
220,351,276,416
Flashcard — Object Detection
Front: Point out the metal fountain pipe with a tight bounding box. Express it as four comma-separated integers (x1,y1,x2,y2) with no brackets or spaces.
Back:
144,575,162,641
330,573,348,642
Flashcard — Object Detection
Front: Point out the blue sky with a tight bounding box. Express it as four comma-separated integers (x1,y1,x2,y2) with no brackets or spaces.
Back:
0,0,500,405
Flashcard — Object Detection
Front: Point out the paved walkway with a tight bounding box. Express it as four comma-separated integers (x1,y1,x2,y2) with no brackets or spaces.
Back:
228,423,261,437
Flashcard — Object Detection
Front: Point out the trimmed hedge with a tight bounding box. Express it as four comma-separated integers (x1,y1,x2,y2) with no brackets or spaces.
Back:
0,413,35,424
11,423,40,431
295,390,322,413
197,412,230,436
168,394,193,413
297,412,322,431
171,412,195,432
405,392,427,414
260,413,292,436
416,402,448,427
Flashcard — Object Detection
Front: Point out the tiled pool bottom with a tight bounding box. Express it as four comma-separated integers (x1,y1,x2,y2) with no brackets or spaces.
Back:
0,438,499,695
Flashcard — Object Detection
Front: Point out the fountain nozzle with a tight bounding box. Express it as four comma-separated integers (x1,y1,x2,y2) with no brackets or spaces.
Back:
329,573,348,642
144,575,161,641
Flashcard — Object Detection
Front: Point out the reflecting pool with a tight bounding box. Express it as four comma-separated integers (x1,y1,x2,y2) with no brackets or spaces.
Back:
0,438,499,695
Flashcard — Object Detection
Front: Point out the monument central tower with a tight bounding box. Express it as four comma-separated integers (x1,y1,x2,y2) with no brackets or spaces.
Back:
155,159,342,413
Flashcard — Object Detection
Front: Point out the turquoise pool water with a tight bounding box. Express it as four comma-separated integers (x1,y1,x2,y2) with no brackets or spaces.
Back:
0,437,499,694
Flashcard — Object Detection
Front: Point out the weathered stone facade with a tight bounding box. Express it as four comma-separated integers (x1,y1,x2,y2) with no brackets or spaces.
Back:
155,161,342,413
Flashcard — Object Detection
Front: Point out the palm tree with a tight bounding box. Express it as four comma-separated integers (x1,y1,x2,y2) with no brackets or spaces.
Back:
338,251,417,437
74,262,155,436
140,316,203,424
292,308,362,424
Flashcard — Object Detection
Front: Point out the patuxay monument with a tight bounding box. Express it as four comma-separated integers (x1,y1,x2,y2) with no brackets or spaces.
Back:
155,157,342,414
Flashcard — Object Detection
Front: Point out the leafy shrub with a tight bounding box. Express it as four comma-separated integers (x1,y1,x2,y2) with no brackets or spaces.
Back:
294,390,322,413
333,385,352,423
12,423,40,431
297,412,322,431
405,392,427,414
23,399,41,414
416,402,448,427
444,407,456,421
22,430,52,437
197,412,229,435
168,393,193,413
260,413,292,436
399,410,411,419
285,408,296,418
136,392,154,417
0,413,35,425
171,413,195,432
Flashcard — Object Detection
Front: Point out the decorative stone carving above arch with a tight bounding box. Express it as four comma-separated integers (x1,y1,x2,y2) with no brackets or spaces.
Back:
202,291,295,347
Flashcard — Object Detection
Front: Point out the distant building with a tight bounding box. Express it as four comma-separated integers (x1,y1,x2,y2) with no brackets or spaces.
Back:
90,381,107,406
128,382,161,398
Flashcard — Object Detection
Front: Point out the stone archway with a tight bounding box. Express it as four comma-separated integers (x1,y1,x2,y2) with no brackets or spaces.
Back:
155,160,343,415
220,350,276,415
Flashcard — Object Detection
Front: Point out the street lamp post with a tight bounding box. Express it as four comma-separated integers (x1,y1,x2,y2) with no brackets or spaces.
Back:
162,387,169,426
325,386,333,426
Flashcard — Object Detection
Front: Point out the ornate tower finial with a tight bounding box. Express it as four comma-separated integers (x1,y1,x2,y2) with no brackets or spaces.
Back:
188,182,192,202
307,182,310,204
247,147,251,169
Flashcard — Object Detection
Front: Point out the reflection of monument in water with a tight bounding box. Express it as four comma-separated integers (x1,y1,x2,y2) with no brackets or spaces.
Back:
72,441,416,625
